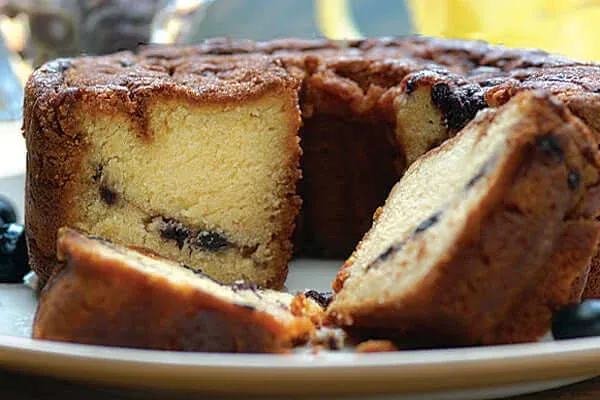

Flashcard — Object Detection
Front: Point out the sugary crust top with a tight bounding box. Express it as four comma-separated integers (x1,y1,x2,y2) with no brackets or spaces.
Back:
28,54,300,109
138,36,577,71
25,35,600,127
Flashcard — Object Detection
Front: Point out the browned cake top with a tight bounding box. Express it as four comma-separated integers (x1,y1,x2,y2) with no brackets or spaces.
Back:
26,36,600,124
30,54,300,108
138,36,578,71
23,36,600,167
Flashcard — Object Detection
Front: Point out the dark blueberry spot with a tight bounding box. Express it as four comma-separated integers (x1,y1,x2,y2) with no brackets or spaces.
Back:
431,83,488,131
231,281,259,292
188,231,230,252
200,70,216,77
431,83,453,104
466,155,497,189
0,223,30,283
92,165,103,182
304,290,334,309
537,135,564,160
235,303,256,311
0,196,17,225
119,59,135,68
327,335,340,350
377,246,395,262
100,185,117,206
366,242,405,272
158,218,231,252
414,212,442,235
568,171,580,190
404,76,418,94
552,300,600,340
466,170,486,189
160,219,188,249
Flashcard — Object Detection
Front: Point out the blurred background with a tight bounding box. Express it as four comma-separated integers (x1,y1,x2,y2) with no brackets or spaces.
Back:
0,0,599,120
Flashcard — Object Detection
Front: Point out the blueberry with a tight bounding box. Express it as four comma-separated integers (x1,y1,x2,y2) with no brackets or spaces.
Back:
0,223,30,283
552,301,600,340
0,196,17,225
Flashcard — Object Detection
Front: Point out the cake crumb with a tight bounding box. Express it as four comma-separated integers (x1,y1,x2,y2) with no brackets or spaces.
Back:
356,340,399,353
290,293,326,325
310,327,346,350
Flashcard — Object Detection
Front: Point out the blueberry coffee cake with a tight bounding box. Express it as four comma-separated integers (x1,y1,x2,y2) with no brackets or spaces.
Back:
23,36,600,294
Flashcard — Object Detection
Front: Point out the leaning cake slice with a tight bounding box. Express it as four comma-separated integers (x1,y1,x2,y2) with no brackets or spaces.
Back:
33,228,320,353
328,91,600,346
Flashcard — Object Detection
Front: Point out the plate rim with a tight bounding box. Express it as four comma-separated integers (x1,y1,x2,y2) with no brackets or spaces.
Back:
2,335,600,396
4,334,600,368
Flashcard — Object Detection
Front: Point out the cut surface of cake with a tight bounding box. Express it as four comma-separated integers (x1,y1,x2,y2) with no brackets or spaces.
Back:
33,228,321,352
327,92,600,346
24,57,302,288
24,36,600,289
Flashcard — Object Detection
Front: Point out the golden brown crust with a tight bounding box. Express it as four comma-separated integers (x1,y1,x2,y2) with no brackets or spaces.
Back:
582,253,600,299
327,92,600,346
33,228,314,352
491,219,600,343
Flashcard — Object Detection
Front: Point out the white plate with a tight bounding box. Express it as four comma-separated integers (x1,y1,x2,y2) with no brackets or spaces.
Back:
2,168,600,399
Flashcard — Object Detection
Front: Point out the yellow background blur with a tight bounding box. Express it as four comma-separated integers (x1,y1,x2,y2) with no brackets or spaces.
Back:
318,0,600,61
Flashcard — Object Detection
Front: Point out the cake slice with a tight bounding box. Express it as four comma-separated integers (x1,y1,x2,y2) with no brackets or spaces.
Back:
328,91,600,346
33,228,321,353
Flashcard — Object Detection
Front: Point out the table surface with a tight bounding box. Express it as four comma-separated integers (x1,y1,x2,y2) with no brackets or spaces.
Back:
1,367,600,399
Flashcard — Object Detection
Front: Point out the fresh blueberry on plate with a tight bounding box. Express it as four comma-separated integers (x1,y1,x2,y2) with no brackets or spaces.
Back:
0,195,17,225
0,222,30,283
552,301,600,340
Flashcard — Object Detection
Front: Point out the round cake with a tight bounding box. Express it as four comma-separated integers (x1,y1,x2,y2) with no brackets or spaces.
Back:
23,36,600,293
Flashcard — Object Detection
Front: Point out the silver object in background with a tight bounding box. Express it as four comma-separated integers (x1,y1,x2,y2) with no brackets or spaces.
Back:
151,0,214,44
